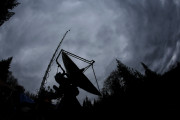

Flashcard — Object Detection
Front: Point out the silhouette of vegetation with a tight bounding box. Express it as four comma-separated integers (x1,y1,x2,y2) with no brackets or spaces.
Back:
0,57,36,119
0,0,19,26
0,0,179,118
82,59,180,116
0,58,20,117
1,56,179,119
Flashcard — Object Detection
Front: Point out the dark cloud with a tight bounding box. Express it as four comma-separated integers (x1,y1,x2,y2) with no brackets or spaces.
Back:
0,0,180,102
109,0,180,73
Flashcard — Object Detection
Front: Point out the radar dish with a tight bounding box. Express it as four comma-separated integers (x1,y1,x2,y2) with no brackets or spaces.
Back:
62,52,101,96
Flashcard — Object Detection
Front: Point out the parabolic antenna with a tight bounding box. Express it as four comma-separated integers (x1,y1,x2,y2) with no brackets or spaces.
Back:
62,52,101,96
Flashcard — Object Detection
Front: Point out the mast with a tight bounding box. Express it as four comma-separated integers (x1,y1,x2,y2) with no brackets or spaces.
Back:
38,30,70,95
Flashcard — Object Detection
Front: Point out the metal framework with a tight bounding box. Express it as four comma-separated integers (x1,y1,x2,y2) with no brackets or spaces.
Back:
56,49,100,92
38,29,100,96
56,49,95,73
38,30,70,95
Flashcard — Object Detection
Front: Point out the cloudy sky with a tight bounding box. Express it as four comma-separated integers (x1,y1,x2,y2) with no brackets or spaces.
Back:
1,0,180,102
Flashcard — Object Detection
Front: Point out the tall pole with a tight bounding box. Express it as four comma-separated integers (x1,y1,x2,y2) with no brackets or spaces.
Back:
38,30,70,96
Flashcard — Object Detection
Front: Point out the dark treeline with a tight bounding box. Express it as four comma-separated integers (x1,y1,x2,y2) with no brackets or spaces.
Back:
1,0,179,119
0,57,36,119
82,60,180,116
0,57,179,119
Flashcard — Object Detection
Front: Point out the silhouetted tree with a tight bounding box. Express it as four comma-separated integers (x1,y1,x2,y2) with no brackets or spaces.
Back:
0,57,19,89
82,96,93,112
0,0,19,26
161,62,180,108
0,57,12,81
0,57,20,119
84,59,180,115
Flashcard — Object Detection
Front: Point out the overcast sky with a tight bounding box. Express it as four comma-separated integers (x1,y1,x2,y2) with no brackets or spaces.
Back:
1,0,180,102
